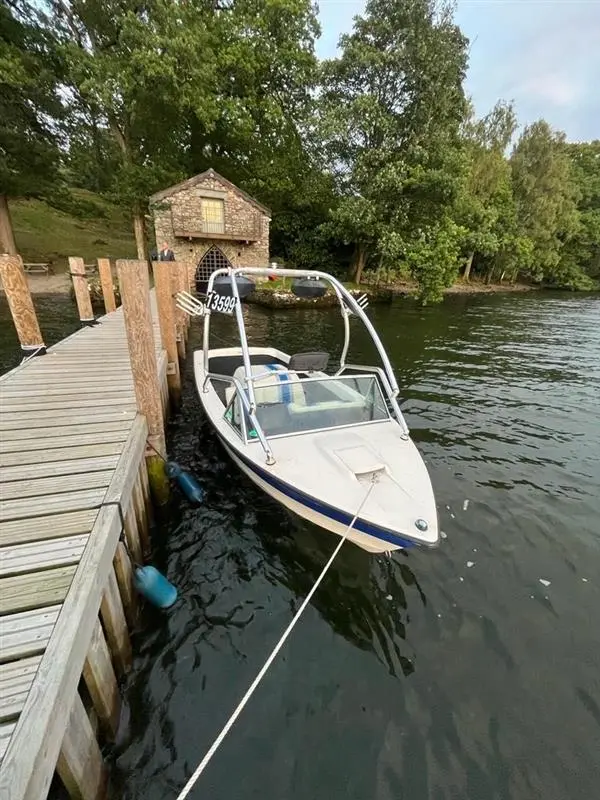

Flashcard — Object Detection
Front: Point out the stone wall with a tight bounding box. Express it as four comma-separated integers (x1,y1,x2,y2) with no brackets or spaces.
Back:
151,172,270,283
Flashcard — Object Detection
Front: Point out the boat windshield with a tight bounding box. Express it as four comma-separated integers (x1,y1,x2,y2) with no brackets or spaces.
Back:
249,374,389,439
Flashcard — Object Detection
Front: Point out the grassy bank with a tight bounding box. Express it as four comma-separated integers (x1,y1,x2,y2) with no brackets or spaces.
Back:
9,189,136,270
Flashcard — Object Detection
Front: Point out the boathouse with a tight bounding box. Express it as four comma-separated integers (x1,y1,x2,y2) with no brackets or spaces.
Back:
149,169,271,289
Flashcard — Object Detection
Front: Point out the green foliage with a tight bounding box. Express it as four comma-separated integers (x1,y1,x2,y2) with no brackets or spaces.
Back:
3,0,599,299
560,141,600,284
318,0,469,297
510,121,580,284
457,101,518,276
0,1,64,199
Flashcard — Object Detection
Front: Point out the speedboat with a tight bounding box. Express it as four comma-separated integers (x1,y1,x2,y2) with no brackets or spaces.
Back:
191,267,438,554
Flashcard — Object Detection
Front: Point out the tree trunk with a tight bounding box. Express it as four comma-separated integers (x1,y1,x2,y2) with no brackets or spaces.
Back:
109,118,147,260
349,243,367,284
463,251,474,281
133,210,148,261
0,195,17,255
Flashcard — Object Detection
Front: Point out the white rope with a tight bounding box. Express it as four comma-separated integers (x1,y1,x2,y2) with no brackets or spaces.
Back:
19,345,45,365
176,474,378,800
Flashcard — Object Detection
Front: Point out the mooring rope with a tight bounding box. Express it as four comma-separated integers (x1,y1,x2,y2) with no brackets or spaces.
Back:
19,344,46,365
175,473,378,800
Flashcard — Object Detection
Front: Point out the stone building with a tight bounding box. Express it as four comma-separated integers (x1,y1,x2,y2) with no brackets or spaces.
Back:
149,169,271,290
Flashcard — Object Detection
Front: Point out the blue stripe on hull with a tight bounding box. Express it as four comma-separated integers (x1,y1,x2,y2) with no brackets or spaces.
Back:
217,434,419,549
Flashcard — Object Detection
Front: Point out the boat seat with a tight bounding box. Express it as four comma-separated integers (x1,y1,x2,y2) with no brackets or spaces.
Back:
225,364,306,407
288,351,330,372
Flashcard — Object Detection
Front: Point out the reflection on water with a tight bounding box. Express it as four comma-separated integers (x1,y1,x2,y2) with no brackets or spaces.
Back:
3,291,597,800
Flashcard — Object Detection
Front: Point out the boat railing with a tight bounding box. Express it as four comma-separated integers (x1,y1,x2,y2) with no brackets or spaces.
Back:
203,371,275,464
203,266,402,402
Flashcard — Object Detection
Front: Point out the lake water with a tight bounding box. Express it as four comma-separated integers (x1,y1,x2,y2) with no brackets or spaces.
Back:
2,291,599,800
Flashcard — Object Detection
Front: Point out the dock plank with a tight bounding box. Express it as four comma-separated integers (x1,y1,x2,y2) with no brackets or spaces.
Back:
0,535,88,578
0,470,113,501
0,442,124,467
0,509,98,547
0,397,134,413
0,607,61,662
0,566,77,614
0,488,106,522
0,723,16,763
0,657,42,722
0,410,136,431
0,421,132,445
1,456,119,482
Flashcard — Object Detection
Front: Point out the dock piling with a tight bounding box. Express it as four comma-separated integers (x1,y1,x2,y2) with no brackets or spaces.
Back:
68,257,96,326
153,260,182,408
0,254,46,357
117,258,170,505
97,258,117,314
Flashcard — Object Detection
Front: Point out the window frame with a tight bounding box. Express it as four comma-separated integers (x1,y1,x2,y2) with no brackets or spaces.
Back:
201,197,225,234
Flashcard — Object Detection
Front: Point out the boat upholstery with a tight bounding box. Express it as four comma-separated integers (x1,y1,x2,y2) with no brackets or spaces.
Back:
225,363,305,406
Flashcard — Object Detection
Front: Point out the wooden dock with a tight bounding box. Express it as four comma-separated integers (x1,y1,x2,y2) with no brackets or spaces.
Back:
0,257,188,799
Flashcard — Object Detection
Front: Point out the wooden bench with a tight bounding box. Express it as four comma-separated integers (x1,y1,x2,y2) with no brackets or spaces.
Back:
23,263,54,275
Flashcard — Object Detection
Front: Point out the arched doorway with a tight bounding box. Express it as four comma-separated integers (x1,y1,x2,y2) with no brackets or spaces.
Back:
195,246,232,293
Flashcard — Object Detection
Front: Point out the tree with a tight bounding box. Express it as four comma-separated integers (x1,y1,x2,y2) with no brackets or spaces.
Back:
0,1,64,253
560,140,600,285
457,100,517,281
44,0,321,259
510,120,579,284
46,0,220,258
319,0,469,299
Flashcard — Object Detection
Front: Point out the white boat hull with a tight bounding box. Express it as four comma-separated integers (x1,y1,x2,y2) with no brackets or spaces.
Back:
194,347,439,554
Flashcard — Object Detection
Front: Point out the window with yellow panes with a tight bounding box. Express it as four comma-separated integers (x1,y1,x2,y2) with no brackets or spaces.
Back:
201,198,225,234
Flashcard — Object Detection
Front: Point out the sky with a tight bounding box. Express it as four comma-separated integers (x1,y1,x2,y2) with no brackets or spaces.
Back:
315,0,600,142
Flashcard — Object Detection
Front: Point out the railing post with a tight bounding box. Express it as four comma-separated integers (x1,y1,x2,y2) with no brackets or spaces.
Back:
56,693,107,800
97,258,116,313
68,257,96,326
116,258,170,504
0,254,46,357
153,260,182,408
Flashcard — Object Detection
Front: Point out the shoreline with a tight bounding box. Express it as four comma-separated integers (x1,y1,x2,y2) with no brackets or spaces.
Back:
0,273,540,299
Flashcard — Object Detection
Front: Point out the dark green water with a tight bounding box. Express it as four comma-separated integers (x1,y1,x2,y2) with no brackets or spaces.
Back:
0,294,80,373
2,292,599,799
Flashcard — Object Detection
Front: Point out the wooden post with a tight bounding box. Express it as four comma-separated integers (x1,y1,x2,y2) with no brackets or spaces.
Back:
56,692,107,800
153,260,182,408
0,254,46,356
68,257,95,325
116,258,169,504
113,541,138,627
171,261,187,360
124,505,143,564
132,475,150,555
82,620,120,738
97,258,116,313
100,567,132,675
